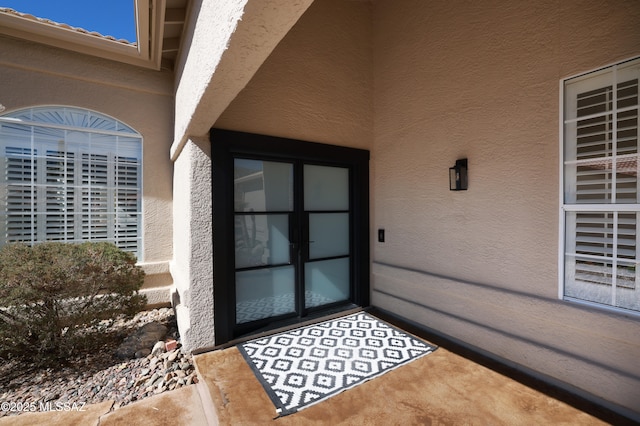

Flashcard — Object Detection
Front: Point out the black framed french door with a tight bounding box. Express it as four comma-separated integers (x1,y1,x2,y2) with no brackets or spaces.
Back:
212,130,369,344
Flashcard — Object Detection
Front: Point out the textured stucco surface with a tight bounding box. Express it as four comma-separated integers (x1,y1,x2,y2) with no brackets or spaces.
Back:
171,137,214,351
172,0,314,159
170,0,314,348
215,0,373,149
371,0,640,417
0,35,174,296
172,0,368,350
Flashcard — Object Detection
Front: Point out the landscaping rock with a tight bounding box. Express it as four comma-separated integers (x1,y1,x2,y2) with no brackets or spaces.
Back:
135,348,151,358
0,307,197,419
165,339,178,351
151,341,166,356
167,350,179,362
115,322,168,360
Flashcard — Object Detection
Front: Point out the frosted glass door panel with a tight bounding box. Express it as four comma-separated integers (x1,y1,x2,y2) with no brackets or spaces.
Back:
234,159,293,212
236,266,295,324
304,165,349,211
233,156,355,327
309,213,349,259
305,258,349,308
234,158,295,325
235,214,290,269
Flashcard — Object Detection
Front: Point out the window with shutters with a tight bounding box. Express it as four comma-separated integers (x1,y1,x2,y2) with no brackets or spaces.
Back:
0,106,142,259
562,57,640,313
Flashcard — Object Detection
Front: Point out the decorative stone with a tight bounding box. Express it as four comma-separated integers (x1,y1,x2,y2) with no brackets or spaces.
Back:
165,339,178,351
149,357,160,369
0,308,198,420
167,350,180,362
115,322,168,360
152,341,166,356
135,348,151,358
135,375,150,387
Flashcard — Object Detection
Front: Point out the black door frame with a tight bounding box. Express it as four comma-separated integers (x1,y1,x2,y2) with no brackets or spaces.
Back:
211,129,370,345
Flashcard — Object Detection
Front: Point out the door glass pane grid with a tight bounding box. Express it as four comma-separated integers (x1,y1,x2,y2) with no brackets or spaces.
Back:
234,158,296,325
235,213,290,269
232,158,356,326
236,266,296,324
308,212,349,259
303,165,351,310
304,258,350,308
234,159,293,212
304,164,349,211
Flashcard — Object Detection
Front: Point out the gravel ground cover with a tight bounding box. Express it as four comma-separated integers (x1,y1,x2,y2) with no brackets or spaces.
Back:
0,307,197,418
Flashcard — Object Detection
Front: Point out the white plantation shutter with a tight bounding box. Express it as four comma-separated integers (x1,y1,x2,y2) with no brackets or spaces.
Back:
115,156,141,252
44,150,76,242
563,58,640,312
82,153,110,241
0,107,142,259
3,147,37,243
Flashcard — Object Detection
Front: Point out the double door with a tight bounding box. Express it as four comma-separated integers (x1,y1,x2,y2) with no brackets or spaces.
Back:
212,129,369,344
234,158,352,333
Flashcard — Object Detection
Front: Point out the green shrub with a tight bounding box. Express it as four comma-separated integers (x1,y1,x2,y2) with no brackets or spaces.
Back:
0,242,146,364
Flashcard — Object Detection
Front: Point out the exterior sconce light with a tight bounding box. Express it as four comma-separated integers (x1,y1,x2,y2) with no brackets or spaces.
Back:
449,159,468,191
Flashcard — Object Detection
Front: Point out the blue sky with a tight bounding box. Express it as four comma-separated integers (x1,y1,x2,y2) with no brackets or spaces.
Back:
0,0,136,42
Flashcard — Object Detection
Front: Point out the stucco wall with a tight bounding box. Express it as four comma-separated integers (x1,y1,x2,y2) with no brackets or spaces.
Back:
0,36,174,304
170,0,316,350
172,0,314,159
171,137,214,351
371,0,640,417
215,0,373,149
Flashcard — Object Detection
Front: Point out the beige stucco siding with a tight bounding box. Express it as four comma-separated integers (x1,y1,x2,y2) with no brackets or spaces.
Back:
0,36,174,302
172,0,314,159
372,0,640,415
170,0,316,351
171,137,214,351
215,0,373,149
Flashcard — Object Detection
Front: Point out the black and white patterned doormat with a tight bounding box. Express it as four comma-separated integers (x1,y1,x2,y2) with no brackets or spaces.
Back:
237,312,437,416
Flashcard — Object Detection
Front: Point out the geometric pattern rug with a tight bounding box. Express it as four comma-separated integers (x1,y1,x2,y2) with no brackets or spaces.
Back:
237,312,437,417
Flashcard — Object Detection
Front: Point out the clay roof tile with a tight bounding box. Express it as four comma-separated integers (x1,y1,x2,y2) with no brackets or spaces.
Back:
0,7,136,46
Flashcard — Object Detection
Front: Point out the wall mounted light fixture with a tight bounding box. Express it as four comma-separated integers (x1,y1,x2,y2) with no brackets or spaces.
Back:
449,158,468,191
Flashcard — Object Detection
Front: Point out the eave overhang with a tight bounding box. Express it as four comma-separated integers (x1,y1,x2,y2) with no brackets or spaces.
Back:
0,0,165,70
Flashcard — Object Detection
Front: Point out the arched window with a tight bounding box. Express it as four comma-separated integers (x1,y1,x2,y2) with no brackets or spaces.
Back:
0,106,142,259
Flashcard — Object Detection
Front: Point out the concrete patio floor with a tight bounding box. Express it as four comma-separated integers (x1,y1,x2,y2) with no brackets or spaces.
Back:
2,311,635,425
194,344,610,425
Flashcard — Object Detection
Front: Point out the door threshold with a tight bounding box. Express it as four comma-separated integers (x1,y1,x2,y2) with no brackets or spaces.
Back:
213,305,364,351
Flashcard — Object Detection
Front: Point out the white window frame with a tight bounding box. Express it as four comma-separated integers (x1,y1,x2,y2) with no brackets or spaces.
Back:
560,57,640,316
0,106,143,260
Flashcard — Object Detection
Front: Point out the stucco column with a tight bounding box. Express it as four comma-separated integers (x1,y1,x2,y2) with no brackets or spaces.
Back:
171,136,214,352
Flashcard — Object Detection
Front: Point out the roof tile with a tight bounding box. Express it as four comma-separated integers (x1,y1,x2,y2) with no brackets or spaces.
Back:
0,7,136,46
